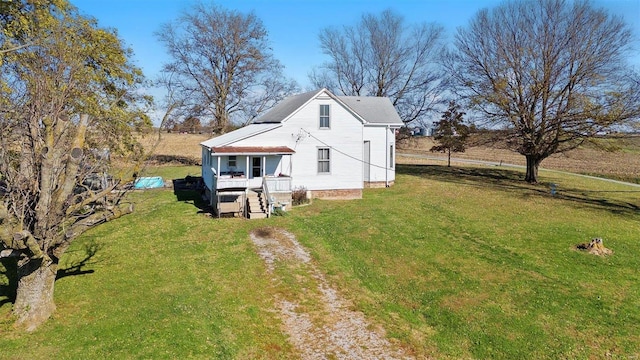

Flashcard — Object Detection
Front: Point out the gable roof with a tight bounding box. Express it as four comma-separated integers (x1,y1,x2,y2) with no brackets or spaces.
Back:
253,89,319,124
253,88,403,126
338,96,403,126
200,123,281,149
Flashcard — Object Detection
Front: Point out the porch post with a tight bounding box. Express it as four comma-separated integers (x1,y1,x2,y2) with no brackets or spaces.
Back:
262,156,266,177
217,156,220,175
246,156,250,178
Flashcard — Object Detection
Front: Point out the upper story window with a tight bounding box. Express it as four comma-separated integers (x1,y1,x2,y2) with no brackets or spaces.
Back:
319,104,330,129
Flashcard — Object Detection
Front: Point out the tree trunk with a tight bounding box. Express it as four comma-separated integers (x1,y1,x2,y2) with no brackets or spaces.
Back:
447,148,451,167
13,258,58,332
524,155,541,183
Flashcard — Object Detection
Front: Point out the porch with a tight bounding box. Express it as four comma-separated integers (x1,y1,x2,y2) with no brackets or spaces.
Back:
201,145,295,218
213,176,293,218
215,174,292,191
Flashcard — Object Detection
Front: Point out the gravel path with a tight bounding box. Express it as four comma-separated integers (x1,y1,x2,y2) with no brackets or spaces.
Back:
250,228,413,360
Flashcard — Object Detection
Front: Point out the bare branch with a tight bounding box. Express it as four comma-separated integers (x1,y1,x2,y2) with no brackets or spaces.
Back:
0,0,150,329
449,0,640,182
64,203,134,241
316,9,447,126
0,42,33,54
156,3,298,132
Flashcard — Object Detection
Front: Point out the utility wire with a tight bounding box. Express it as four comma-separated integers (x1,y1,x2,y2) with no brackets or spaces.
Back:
300,128,394,171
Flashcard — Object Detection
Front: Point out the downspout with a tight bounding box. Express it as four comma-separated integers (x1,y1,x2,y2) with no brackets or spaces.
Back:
385,125,389,187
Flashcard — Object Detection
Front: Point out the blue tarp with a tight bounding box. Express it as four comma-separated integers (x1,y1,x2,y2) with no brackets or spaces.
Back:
133,176,164,189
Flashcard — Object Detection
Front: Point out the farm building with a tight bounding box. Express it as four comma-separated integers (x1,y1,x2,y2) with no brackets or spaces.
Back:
200,88,403,218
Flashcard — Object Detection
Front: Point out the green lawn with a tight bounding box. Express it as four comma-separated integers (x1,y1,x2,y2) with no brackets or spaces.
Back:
1,164,639,359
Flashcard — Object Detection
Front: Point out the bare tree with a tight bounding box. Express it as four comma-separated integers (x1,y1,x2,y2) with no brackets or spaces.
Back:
156,2,298,133
0,0,150,330
313,9,448,126
449,0,640,183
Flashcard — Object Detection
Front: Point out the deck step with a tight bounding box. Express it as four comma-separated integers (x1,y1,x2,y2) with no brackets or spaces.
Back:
246,190,267,218
248,212,268,219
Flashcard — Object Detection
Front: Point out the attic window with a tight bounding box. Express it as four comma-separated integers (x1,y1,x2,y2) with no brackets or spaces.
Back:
319,104,330,129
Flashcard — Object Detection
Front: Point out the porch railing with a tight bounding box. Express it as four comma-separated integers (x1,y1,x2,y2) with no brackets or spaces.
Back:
264,176,292,192
262,178,272,217
215,174,291,191
216,176,248,189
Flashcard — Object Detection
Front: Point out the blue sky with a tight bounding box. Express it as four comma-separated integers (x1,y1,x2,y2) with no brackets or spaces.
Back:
71,0,640,121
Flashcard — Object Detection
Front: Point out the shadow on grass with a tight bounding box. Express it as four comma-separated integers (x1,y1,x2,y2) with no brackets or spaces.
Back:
0,241,101,309
0,258,17,307
398,164,640,216
56,241,101,280
172,176,213,215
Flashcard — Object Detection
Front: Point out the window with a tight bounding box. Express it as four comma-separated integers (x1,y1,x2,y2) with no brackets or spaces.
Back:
228,155,236,168
204,150,210,166
318,148,330,173
389,145,394,168
319,104,330,128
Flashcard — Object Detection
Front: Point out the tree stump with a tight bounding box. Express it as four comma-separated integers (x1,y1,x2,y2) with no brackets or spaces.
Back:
576,238,613,256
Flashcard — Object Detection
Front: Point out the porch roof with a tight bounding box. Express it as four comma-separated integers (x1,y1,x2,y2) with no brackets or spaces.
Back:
210,146,295,155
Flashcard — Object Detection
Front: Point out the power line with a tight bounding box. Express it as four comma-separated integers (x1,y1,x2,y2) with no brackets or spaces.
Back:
299,128,394,171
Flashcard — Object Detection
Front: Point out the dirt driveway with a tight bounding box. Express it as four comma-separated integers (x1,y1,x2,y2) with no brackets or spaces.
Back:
250,227,414,360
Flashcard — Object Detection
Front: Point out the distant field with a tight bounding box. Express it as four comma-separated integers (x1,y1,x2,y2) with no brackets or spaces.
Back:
138,132,211,166
399,135,640,183
137,132,640,183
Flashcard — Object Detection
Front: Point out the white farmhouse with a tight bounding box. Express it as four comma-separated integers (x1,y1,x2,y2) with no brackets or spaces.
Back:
200,88,403,218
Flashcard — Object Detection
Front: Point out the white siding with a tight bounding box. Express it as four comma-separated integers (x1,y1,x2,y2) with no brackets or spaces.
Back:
201,89,400,195
363,125,396,184
201,147,215,191
233,95,364,191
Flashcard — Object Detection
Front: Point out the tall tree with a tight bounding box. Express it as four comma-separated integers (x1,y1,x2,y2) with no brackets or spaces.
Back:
182,116,202,134
156,2,298,133
312,9,447,126
430,101,470,167
0,0,151,330
449,0,640,183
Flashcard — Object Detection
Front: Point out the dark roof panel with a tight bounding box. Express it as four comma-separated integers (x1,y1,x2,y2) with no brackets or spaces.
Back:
253,90,319,123
338,96,404,125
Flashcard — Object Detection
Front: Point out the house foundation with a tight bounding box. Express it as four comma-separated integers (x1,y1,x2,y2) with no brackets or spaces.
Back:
269,191,293,207
364,181,394,188
309,189,362,200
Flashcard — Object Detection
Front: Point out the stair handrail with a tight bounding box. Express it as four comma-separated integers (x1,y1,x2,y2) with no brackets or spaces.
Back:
262,177,272,217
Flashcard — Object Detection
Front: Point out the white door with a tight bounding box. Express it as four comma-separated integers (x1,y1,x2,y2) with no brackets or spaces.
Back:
363,141,371,182
250,157,262,179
